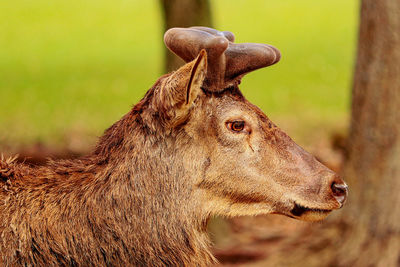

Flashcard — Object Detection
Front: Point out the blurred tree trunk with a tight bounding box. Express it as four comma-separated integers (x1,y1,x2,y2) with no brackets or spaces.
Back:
250,1,400,266
333,0,400,265
159,0,213,72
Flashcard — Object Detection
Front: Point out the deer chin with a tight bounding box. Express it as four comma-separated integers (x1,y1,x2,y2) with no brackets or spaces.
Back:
287,202,333,222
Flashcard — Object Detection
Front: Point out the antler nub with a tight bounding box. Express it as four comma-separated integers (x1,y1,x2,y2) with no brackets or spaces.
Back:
164,27,281,92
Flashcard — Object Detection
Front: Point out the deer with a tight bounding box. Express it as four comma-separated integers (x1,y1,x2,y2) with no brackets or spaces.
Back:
0,27,348,266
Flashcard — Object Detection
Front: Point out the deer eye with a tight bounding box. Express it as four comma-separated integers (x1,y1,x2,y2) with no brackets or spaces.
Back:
227,121,245,132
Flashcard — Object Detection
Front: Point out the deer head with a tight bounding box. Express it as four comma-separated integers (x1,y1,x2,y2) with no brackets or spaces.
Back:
150,27,348,222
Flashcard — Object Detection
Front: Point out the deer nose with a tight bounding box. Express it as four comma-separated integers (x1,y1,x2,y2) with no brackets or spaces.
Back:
331,181,348,207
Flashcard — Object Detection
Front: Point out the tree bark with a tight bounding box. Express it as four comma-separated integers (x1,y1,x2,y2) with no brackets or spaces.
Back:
246,1,400,266
159,0,213,72
334,1,400,265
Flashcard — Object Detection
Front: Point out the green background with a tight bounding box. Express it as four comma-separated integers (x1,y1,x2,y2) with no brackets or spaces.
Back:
0,0,358,150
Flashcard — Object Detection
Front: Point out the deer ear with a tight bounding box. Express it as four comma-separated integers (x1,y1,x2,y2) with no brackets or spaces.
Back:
185,49,207,105
155,50,207,126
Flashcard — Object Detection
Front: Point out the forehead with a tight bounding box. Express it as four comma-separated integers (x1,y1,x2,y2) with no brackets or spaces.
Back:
211,90,267,122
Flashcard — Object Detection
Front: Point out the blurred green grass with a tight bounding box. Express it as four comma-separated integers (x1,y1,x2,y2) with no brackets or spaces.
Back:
0,0,358,149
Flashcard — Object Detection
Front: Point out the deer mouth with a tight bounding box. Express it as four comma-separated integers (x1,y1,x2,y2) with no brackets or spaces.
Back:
288,202,332,221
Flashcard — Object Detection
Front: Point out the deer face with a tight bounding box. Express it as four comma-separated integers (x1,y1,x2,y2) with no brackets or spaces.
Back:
157,50,347,222
192,93,347,221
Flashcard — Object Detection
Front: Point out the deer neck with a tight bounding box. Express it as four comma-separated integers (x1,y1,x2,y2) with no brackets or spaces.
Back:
88,111,216,265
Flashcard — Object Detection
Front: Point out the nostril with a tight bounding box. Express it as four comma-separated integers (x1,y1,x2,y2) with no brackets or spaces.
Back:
331,182,348,206
331,182,347,196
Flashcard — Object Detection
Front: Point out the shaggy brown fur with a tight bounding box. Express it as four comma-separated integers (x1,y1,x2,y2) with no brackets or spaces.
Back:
0,92,215,265
0,51,347,266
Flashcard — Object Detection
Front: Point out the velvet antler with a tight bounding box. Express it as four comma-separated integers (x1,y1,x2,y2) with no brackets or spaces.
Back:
164,26,281,92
